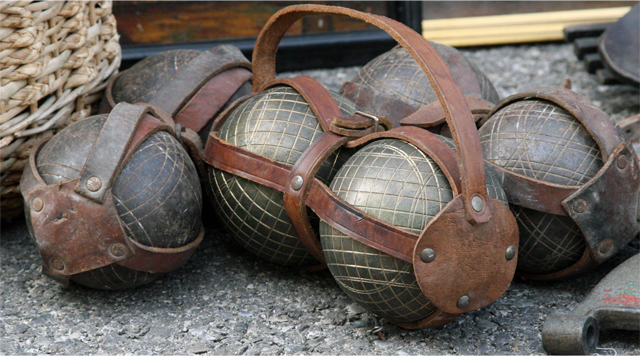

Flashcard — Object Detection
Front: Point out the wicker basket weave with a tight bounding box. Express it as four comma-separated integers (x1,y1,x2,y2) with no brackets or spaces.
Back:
0,0,121,221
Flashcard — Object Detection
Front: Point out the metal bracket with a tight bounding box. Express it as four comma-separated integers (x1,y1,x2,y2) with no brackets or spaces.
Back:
542,253,640,354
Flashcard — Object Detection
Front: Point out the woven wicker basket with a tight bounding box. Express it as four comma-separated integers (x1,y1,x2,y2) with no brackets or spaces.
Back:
0,0,121,221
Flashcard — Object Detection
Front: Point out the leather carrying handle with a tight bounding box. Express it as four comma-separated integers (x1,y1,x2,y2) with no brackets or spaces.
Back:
251,4,489,224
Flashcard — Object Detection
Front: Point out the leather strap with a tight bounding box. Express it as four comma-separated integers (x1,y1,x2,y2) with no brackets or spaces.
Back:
283,132,348,265
261,76,393,137
147,45,251,118
400,96,494,129
75,103,150,203
485,162,577,216
251,4,489,224
174,67,252,133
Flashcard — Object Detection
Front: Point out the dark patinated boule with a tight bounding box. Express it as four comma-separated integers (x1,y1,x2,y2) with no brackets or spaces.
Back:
112,49,201,105
319,136,507,324
341,43,500,126
479,99,602,274
28,115,202,290
209,85,358,267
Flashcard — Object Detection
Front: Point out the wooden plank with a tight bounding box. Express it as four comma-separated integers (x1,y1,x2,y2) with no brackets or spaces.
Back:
422,6,630,46
113,1,387,45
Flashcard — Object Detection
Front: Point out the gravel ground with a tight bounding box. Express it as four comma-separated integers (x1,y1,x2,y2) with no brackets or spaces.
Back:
2,42,639,355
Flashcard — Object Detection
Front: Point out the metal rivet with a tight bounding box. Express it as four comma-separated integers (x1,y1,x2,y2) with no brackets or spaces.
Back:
50,258,65,271
32,197,43,212
86,177,102,192
598,240,613,254
457,295,470,309
573,199,587,213
110,243,127,257
291,175,304,191
471,196,484,212
505,246,516,261
617,154,629,169
420,248,436,263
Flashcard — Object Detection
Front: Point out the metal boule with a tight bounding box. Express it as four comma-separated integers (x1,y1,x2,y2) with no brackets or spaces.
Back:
21,111,203,290
209,86,357,267
341,44,500,127
320,136,508,324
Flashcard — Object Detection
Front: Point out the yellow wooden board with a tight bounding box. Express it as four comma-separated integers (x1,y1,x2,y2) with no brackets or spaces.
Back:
422,6,631,46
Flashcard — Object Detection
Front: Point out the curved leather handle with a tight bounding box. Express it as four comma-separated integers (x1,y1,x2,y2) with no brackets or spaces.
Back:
252,4,489,223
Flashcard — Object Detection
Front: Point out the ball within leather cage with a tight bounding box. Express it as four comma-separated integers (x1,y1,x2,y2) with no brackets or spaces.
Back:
480,87,640,281
204,4,519,328
1,0,121,221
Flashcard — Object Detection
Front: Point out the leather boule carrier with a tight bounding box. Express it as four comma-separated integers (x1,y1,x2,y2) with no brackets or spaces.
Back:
484,88,640,280
204,5,519,328
21,102,204,286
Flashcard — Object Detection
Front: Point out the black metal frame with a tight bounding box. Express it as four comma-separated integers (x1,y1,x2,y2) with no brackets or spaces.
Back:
120,1,422,72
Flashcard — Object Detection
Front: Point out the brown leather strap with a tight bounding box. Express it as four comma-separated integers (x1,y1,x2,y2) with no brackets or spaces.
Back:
307,179,418,262
283,132,348,264
400,96,494,128
330,112,393,138
251,4,489,224
485,161,577,216
205,135,291,192
148,45,251,118
75,103,151,203
117,224,205,273
174,67,252,133
488,87,626,160
518,248,598,281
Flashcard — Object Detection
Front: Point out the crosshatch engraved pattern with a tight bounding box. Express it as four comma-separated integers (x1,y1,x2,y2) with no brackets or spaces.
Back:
479,99,602,274
511,205,586,274
34,116,202,289
210,86,358,266
319,137,508,323
344,43,500,110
